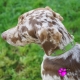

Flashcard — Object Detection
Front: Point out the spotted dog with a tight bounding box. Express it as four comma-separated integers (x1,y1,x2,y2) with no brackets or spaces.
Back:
1,7,80,80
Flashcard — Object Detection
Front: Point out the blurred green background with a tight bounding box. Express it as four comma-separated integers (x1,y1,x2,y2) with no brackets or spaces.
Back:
0,0,80,80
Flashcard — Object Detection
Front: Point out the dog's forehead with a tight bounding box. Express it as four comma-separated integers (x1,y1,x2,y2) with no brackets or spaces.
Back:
18,8,53,27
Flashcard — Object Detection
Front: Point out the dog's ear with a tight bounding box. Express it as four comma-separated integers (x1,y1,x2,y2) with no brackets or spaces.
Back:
53,12,63,21
45,6,63,21
45,6,53,11
37,28,62,55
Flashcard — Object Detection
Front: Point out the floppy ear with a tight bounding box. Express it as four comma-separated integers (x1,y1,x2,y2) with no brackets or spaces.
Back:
37,28,62,55
45,6,63,21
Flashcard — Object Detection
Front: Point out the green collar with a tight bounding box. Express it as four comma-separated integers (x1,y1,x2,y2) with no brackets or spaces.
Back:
51,41,76,56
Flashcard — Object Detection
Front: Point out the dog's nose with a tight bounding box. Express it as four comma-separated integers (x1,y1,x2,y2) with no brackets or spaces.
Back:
1,33,7,40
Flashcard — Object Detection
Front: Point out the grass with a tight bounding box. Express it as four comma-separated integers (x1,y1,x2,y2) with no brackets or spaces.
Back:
0,0,80,80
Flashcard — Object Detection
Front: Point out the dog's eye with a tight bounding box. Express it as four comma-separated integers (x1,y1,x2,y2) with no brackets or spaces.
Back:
22,35,26,38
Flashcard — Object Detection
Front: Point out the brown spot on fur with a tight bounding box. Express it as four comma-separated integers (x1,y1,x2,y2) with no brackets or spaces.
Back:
42,41,57,55
18,15,26,24
11,37,19,43
11,33,22,43
53,12,63,21
48,21,53,27
19,15,24,20
53,32,62,43
52,21,56,25
28,30,37,39
21,26,28,32
38,29,47,42
53,12,56,17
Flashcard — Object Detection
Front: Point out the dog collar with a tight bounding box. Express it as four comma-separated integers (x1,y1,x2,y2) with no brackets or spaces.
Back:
52,41,76,56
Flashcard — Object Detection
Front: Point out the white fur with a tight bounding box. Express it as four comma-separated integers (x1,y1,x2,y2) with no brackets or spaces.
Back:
42,74,61,80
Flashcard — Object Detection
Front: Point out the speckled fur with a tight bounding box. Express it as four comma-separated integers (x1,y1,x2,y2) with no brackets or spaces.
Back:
1,7,79,80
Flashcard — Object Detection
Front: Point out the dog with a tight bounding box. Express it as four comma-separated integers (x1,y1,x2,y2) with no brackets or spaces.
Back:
1,7,80,80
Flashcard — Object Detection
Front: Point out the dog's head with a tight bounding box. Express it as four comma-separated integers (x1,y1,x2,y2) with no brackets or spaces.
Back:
1,7,73,55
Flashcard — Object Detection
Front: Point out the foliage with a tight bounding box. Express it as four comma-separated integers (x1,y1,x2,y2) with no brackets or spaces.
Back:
0,0,80,80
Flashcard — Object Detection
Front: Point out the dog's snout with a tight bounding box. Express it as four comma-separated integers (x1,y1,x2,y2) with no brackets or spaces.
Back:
1,33,7,40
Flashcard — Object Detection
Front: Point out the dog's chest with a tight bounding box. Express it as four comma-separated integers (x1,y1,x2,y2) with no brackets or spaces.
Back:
42,74,78,80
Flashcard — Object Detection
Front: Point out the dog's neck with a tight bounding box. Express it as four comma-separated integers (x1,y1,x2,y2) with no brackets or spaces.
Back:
52,40,76,56
56,19,74,50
